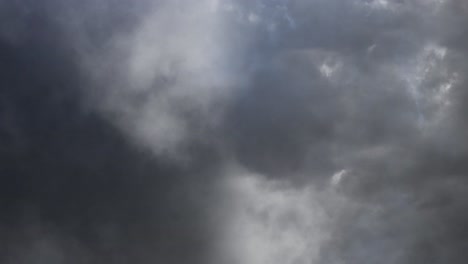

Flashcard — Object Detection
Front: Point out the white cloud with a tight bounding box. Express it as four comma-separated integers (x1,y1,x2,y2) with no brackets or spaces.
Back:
219,170,333,264
331,169,348,186
82,0,237,157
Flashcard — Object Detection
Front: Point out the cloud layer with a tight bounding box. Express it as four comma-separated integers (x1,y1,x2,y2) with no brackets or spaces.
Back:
1,0,468,263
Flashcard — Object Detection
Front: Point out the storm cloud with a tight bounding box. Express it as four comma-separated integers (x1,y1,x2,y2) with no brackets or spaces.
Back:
1,0,468,263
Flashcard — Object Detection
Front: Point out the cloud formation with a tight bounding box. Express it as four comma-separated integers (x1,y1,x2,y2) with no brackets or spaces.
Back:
1,0,468,263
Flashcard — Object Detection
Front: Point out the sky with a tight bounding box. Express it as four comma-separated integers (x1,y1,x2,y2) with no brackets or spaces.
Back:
1,0,468,263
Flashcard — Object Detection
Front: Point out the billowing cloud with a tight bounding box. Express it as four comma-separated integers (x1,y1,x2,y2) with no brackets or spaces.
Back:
1,0,468,263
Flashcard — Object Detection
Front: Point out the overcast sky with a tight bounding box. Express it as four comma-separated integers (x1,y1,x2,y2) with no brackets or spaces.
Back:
1,0,468,263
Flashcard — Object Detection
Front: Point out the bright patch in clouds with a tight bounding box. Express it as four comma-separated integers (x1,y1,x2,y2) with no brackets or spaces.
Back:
221,172,330,264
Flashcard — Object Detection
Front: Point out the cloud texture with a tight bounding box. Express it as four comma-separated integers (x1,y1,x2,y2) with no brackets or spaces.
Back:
1,0,468,263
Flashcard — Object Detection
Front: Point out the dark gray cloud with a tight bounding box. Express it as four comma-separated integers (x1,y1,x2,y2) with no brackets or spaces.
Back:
221,1,468,264
0,1,221,263
1,0,468,263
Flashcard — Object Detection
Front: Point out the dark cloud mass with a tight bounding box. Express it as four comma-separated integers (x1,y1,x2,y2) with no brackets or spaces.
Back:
1,0,468,263
0,1,219,263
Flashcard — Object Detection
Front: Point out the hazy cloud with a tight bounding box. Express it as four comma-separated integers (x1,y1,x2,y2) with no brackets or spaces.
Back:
1,0,468,263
